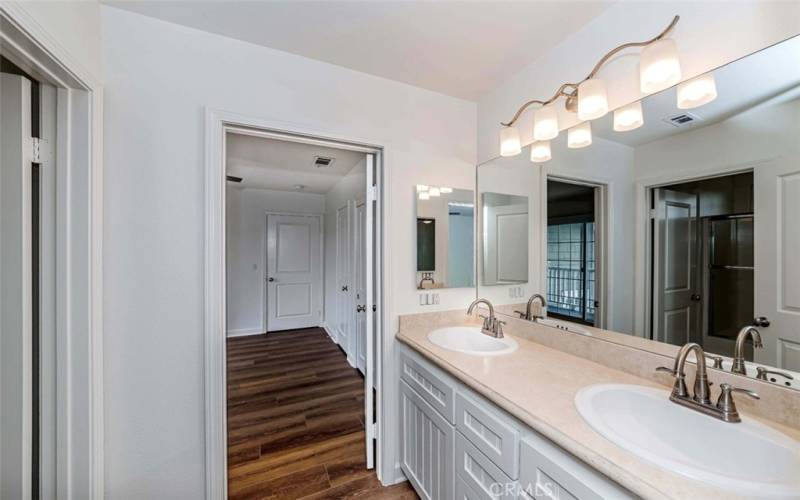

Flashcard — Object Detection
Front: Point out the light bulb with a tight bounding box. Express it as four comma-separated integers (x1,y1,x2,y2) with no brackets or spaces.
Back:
416,184,429,192
530,141,552,163
428,187,441,197
640,38,681,94
613,101,644,132
533,105,559,141
439,187,453,194
418,192,430,200
499,126,522,156
577,78,608,121
567,122,592,149
677,72,717,109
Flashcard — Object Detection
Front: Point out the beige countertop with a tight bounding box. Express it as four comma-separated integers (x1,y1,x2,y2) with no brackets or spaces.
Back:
397,319,800,500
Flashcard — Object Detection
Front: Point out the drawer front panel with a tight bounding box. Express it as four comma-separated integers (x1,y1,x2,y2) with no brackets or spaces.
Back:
400,380,455,500
519,434,633,500
456,391,520,479
400,348,456,423
456,475,484,500
455,431,517,500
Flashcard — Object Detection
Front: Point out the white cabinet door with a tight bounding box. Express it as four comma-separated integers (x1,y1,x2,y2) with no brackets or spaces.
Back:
400,380,455,500
266,214,321,331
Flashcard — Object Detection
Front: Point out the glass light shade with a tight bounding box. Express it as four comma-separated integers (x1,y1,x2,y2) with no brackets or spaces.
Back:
416,184,429,192
577,78,608,120
640,38,682,93
530,141,552,163
613,101,644,132
418,191,430,200
428,187,441,197
439,187,453,194
567,122,592,149
533,105,559,141
499,126,522,156
677,72,717,109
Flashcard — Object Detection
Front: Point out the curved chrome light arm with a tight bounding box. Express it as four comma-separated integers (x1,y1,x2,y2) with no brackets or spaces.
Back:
500,15,680,127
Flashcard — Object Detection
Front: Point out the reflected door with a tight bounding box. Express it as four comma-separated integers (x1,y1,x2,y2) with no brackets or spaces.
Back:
653,189,700,346
266,215,321,332
754,158,800,369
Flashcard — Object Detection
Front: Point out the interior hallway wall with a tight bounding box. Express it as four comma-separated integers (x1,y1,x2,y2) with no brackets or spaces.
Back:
101,6,476,497
226,186,325,336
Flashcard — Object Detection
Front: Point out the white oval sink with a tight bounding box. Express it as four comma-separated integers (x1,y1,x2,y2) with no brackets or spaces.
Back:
428,326,518,356
536,317,591,336
575,384,800,497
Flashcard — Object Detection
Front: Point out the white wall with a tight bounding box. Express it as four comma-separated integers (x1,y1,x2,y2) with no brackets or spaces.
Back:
478,1,800,162
6,1,103,84
226,186,325,335
102,6,476,497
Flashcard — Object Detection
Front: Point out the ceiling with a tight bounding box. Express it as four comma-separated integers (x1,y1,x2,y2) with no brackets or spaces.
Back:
226,133,365,193
104,1,611,100
592,35,800,147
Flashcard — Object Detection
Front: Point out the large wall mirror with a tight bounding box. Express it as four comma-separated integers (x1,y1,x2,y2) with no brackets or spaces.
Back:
415,186,475,289
476,35,800,391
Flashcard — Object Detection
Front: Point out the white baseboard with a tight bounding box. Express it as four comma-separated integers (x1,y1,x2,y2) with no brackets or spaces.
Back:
226,328,264,338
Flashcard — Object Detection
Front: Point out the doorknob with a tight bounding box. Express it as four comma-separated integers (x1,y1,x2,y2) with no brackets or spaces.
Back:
341,285,348,291
268,277,275,282
752,316,770,327
690,294,701,301
356,305,366,313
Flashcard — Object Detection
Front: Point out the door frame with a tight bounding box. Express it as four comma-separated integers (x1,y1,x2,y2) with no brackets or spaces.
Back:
261,211,324,333
204,108,387,499
1,5,104,498
633,163,758,339
540,172,610,330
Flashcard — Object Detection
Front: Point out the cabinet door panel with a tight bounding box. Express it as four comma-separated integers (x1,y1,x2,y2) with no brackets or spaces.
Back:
455,431,517,500
400,348,456,423
400,380,455,500
456,391,520,479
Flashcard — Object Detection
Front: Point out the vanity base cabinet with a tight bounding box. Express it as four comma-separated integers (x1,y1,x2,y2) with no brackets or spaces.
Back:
400,379,455,500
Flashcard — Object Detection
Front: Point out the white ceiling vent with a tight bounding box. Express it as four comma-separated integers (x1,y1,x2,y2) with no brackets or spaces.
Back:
313,156,335,168
664,112,702,128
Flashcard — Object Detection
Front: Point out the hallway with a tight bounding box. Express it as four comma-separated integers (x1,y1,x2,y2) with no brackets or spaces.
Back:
226,328,417,499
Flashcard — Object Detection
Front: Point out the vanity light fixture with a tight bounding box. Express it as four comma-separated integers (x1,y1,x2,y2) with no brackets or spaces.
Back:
439,187,453,194
428,187,441,197
418,191,430,200
500,126,522,156
530,141,552,163
613,101,644,131
500,16,680,159
533,104,559,140
416,184,429,192
677,72,718,109
567,122,592,149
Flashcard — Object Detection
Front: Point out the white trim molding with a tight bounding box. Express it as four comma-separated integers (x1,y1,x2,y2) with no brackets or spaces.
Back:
1,4,104,498
226,328,264,338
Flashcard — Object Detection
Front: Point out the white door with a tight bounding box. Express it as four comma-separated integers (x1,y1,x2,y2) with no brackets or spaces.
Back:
483,203,528,283
1,73,34,500
335,204,351,348
364,153,377,470
354,201,367,374
652,188,700,346
266,214,322,332
755,158,800,369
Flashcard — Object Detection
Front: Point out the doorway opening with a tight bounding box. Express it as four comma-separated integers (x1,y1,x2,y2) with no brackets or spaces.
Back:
545,179,601,326
647,171,754,357
222,129,404,498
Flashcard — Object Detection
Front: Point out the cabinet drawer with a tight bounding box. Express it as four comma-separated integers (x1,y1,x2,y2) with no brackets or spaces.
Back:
520,433,633,500
400,347,456,423
456,391,520,479
456,431,517,500
456,474,484,500
399,380,455,500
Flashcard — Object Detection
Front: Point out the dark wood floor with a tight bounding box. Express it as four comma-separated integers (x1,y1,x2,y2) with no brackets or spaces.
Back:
227,327,418,500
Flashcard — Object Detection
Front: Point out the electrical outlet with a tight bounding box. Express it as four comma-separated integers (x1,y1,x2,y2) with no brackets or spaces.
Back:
432,293,440,305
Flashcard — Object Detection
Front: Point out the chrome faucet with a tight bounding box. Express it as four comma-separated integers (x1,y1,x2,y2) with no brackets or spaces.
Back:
467,298,504,338
732,326,763,375
418,272,435,289
657,342,759,423
515,293,546,321
756,366,794,383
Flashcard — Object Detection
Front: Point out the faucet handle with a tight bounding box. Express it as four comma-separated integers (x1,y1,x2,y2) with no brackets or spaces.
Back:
716,383,759,423
513,310,526,319
756,366,794,381
708,355,724,369
656,366,676,376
